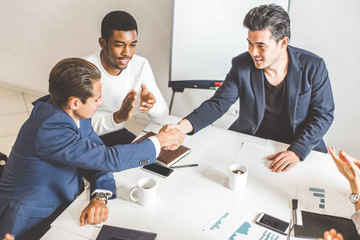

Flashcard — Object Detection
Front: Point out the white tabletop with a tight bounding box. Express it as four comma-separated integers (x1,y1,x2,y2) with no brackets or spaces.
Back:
40,226,89,240
47,119,351,240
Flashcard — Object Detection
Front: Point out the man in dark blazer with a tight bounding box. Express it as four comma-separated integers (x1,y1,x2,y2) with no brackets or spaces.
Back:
167,4,334,173
0,58,184,239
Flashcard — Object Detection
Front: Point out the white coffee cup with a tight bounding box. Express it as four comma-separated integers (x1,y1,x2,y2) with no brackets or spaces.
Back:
129,178,157,206
227,163,248,192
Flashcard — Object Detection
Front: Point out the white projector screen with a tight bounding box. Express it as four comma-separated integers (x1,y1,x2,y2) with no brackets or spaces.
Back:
169,0,289,90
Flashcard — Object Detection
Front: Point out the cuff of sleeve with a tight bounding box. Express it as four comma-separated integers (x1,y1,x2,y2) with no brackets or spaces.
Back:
147,103,158,115
93,113,125,136
351,210,360,235
101,113,116,127
91,189,113,199
110,113,128,127
288,144,309,161
148,136,161,158
146,103,169,124
182,118,195,135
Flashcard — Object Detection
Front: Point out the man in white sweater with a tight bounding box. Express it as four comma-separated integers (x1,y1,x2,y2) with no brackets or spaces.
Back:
85,10,168,146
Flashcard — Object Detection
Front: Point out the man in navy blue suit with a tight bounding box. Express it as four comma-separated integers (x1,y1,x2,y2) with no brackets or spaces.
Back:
0,58,184,239
167,4,334,173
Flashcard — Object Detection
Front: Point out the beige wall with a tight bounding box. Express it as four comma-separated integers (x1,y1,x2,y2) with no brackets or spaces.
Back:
0,0,172,96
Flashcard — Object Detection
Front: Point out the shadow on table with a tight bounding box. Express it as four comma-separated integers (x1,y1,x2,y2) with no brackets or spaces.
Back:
202,167,227,188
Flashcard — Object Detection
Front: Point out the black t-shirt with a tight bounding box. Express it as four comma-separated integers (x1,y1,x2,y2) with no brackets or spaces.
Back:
255,75,294,144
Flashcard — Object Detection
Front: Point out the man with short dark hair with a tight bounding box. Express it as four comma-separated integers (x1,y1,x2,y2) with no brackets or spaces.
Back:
0,58,183,239
84,10,169,146
167,4,335,172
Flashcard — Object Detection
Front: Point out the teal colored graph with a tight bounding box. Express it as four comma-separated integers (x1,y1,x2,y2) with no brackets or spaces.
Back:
259,230,280,240
210,212,229,230
229,221,251,239
309,187,326,209
309,187,325,193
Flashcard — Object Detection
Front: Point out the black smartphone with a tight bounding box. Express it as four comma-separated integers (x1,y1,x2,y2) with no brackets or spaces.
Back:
142,163,174,178
255,212,290,235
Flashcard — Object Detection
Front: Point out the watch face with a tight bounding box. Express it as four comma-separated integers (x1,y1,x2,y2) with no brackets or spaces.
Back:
96,192,107,200
351,193,360,203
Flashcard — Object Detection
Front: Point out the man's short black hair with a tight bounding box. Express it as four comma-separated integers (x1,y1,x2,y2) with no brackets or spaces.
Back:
101,10,138,41
243,4,290,43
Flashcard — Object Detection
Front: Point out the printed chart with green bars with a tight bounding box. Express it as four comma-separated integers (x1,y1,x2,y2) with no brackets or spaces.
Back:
309,187,326,209
204,205,286,239
298,184,354,219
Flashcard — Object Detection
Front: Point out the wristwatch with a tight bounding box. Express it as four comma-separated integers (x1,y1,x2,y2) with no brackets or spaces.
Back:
350,193,360,204
91,192,108,204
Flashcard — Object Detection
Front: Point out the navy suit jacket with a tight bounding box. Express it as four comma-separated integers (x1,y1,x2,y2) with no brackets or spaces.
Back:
186,46,334,160
0,95,156,238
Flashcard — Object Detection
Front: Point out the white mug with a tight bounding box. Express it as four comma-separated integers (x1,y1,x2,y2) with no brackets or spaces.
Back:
227,164,248,192
129,178,157,206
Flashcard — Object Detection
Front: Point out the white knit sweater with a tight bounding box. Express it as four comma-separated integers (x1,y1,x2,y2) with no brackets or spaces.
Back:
84,52,169,136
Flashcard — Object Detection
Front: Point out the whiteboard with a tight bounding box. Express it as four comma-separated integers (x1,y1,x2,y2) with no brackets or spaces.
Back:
169,0,289,89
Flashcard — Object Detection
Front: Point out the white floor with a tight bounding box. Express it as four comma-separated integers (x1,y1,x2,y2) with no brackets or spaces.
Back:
0,86,148,157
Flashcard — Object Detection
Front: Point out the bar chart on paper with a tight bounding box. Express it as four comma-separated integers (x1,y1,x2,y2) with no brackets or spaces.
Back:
229,222,281,240
229,221,252,238
210,212,230,230
298,184,354,219
206,212,284,240
309,187,326,209
203,198,285,240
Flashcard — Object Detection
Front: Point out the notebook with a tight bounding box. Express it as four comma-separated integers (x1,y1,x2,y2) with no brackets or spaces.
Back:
293,210,360,239
96,224,157,240
134,131,191,167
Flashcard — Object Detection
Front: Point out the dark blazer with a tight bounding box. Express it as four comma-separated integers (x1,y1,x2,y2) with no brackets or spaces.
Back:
186,46,335,160
0,95,156,238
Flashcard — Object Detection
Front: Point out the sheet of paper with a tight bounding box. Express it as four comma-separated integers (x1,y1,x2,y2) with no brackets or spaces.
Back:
298,183,354,219
203,194,286,240
234,142,277,163
232,142,282,178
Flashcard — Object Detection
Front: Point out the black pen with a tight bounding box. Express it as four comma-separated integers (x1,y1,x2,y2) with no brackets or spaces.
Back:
171,164,198,169
292,199,298,225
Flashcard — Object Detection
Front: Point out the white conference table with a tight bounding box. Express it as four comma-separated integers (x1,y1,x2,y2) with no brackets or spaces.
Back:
41,226,89,240
43,116,350,239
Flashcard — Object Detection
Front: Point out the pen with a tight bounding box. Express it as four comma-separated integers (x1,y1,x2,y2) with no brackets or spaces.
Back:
171,164,198,169
287,218,292,240
292,199,298,225
287,199,298,239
